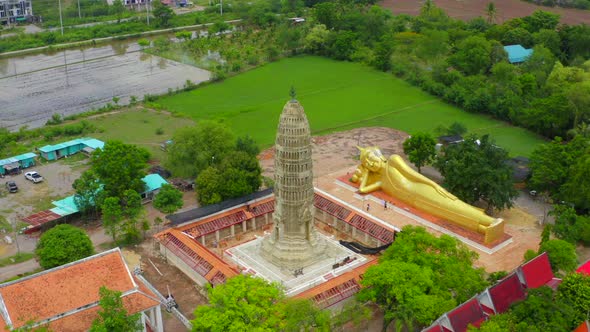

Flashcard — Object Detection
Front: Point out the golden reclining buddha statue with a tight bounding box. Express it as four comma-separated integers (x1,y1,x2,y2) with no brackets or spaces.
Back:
351,146,504,244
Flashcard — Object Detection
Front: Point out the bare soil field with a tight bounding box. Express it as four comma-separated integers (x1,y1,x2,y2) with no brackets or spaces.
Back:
381,0,590,25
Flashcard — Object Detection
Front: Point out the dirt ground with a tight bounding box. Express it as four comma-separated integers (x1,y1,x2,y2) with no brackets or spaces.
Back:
0,157,89,261
380,0,590,25
134,240,207,331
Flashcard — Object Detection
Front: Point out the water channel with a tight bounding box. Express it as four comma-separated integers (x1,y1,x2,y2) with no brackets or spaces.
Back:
0,37,211,130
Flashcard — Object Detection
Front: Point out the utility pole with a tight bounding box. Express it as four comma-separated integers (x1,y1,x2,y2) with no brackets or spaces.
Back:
58,0,64,36
77,0,81,19
220,0,222,15
145,0,150,25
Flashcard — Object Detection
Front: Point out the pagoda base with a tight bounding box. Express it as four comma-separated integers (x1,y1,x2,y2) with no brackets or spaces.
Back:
259,234,327,271
226,233,366,296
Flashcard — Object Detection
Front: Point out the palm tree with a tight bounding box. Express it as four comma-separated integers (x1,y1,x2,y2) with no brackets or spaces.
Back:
421,0,434,16
486,2,497,24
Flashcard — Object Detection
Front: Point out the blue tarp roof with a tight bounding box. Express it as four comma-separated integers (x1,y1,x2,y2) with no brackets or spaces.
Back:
0,152,37,166
39,137,105,153
143,174,168,193
504,45,533,64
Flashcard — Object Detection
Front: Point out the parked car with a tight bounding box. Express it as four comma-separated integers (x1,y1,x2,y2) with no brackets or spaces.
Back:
5,181,18,193
24,171,43,183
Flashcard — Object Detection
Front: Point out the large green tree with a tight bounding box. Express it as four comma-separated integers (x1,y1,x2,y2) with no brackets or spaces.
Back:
73,170,102,217
152,0,175,28
474,287,577,331
552,205,590,244
195,167,223,205
90,286,142,332
449,36,492,75
192,275,329,331
560,152,590,212
402,132,437,173
153,184,184,214
539,239,578,274
111,0,125,23
359,226,487,331
91,141,149,201
120,189,143,244
195,150,262,206
528,135,590,208
101,197,123,243
435,135,518,213
557,272,590,327
165,121,235,179
35,224,95,269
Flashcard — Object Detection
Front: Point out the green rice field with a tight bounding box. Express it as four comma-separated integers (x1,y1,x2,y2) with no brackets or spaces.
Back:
158,56,546,157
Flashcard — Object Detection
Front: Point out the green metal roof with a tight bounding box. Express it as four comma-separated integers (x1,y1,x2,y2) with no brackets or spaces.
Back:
82,138,105,150
142,174,168,193
12,153,37,161
0,152,37,166
51,196,79,216
47,174,166,216
39,137,104,153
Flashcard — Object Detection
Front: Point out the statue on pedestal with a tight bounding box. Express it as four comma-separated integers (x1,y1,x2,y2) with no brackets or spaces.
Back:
351,146,504,244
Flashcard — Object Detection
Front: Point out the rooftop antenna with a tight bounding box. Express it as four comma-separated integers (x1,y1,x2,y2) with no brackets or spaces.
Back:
289,86,296,101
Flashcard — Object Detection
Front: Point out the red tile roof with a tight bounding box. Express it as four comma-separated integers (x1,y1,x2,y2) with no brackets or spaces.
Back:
577,260,590,276
0,248,159,331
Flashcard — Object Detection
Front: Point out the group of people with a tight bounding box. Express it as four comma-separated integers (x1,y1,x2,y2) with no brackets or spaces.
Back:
365,200,390,213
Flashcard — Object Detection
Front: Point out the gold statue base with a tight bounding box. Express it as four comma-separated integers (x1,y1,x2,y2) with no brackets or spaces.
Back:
340,174,510,247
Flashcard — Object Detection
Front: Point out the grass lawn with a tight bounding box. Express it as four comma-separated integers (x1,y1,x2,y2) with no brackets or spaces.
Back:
158,56,546,157
0,253,35,268
87,108,194,161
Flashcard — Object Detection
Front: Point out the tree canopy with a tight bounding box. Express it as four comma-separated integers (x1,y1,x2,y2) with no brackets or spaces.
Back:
359,226,487,330
402,132,437,172
539,239,578,274
473,287,577,332
90,286,142,332
73,170,102,216
167,122,263,206
529,135,590,214
192,275,329,332
165,121,235,179
35,224,95,269
153,184,184,214
90,140,149,201
152,0,175,28
435,134,517,213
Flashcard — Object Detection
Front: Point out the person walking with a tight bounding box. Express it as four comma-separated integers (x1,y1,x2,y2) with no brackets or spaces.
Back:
366,203,370,212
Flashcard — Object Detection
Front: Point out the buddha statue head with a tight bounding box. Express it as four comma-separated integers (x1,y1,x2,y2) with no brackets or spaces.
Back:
358,146,387,172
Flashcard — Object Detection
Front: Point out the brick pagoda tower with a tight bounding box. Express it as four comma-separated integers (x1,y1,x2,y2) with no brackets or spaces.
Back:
260,96,325,270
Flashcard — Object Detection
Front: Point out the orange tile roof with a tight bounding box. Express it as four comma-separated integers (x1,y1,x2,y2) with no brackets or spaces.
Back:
0,248,159,331
295,259,378,300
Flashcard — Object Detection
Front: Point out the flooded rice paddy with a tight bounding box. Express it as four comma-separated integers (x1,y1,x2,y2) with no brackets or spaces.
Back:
0,41,211,130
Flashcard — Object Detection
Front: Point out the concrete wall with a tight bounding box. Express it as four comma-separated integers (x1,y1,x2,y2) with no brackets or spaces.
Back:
159,243,209,287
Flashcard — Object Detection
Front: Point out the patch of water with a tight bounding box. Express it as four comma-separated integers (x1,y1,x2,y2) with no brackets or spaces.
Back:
0,44,210,130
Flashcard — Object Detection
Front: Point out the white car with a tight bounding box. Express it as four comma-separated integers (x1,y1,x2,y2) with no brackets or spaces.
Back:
24,171,44,183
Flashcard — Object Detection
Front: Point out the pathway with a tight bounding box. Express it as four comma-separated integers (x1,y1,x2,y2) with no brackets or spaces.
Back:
0,259,40,281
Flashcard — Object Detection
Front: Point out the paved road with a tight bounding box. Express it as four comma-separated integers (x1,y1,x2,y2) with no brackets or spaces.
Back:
0,259,40,281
